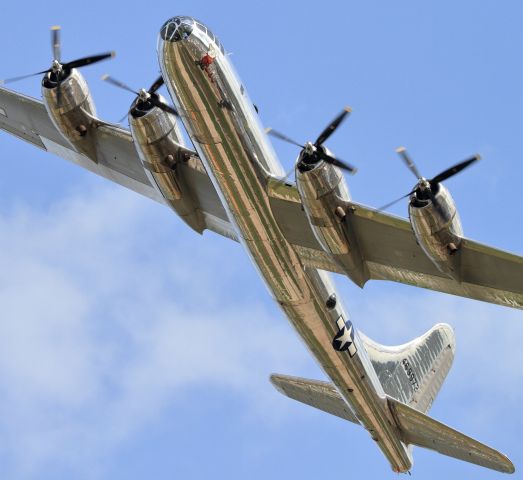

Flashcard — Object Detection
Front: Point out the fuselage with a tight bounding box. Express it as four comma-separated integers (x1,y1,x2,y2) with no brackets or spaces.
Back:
157,16,412,472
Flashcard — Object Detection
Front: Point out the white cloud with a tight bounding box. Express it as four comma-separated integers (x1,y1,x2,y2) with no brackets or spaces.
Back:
0,185,309,479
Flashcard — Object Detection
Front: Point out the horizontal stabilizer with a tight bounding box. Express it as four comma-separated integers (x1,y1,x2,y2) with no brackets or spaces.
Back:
388,396,515,474
270,374,358,424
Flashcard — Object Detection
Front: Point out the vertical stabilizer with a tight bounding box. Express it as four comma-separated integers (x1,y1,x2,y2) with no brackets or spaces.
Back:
360,323,455,413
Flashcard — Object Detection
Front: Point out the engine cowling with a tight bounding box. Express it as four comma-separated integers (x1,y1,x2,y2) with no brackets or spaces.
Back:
408,183,463,279
129,98,206,233
296,152,367,286
41,69,99,160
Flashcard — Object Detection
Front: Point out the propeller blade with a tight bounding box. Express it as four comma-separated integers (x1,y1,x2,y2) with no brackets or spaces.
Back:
0,69,50,85
101,74,139,96
281,165,296,183
149,95,178,116
265,128,305,148
376,190,415,212
51,25,61,63
396,146,422,180
65,52,115,70
430,154,480,184
148,75,164,94
314,106,351,147
319,151,358,174
427,189,449,221
117,109,131,124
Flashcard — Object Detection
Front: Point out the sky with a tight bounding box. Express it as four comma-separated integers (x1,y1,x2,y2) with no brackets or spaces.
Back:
0,1,522,479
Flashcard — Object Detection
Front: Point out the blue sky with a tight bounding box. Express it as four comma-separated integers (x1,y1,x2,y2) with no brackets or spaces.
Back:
0,1,522,479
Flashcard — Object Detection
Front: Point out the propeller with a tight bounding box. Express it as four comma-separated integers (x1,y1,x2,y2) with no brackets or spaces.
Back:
377,146,481,215
101,74,178,121
265,107,358,175
0,26,115,106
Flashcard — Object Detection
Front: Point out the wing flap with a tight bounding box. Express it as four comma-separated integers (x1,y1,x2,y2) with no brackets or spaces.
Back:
388,396,515,473
270,374,359,424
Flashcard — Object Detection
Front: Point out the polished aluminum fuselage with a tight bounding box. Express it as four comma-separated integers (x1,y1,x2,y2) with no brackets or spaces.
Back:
158,16,411,472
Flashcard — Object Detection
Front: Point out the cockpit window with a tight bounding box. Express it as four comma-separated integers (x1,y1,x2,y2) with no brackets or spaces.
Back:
193,21,224,55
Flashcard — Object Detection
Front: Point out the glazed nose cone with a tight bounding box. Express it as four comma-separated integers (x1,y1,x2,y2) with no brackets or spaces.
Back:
160,16,195,42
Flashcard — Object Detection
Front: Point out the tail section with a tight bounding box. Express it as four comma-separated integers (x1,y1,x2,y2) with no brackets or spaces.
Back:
360,323,455,413
270,323,514,473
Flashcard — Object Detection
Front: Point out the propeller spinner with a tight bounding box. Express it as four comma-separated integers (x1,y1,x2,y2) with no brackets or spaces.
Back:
101,74,178,121
0,26,115,106
265,107,358,175
378,147,480,216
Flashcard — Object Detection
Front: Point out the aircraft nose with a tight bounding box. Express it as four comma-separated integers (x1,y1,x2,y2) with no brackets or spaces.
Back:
160,16,195,42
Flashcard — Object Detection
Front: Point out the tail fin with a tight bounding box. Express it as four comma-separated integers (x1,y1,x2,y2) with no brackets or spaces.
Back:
360,323,455,413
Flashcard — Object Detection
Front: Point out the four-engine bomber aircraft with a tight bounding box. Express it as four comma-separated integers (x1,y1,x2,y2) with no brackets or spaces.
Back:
0,17,522,474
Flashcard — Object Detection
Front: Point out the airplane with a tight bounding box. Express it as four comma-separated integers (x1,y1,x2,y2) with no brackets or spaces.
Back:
0,17,521,474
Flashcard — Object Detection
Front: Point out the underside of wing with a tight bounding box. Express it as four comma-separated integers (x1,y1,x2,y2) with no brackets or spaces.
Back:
0,86,236,240
268,178,523,310
348,203,523,309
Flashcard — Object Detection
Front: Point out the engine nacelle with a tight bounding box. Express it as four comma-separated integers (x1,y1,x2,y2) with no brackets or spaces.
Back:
296,154,367,286
129,100,205,233
408,183,463,279
41,69,99,160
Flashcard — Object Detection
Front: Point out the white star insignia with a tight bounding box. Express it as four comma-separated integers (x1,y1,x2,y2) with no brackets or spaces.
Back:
334,325,353,351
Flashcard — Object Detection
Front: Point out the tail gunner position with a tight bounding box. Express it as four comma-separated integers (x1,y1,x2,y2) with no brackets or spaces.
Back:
156,16,514,474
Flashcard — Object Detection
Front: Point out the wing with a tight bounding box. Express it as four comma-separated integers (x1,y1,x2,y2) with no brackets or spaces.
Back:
0,86,236,240
267,178,523,310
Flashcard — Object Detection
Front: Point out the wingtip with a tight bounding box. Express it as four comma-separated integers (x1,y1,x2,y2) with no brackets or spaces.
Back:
498,452,515,474
101,74,109,81
268,374,287,395
395,146,406,153
110,51,117,58
264,127,272,134
344,106,353,113
51,25,61,31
